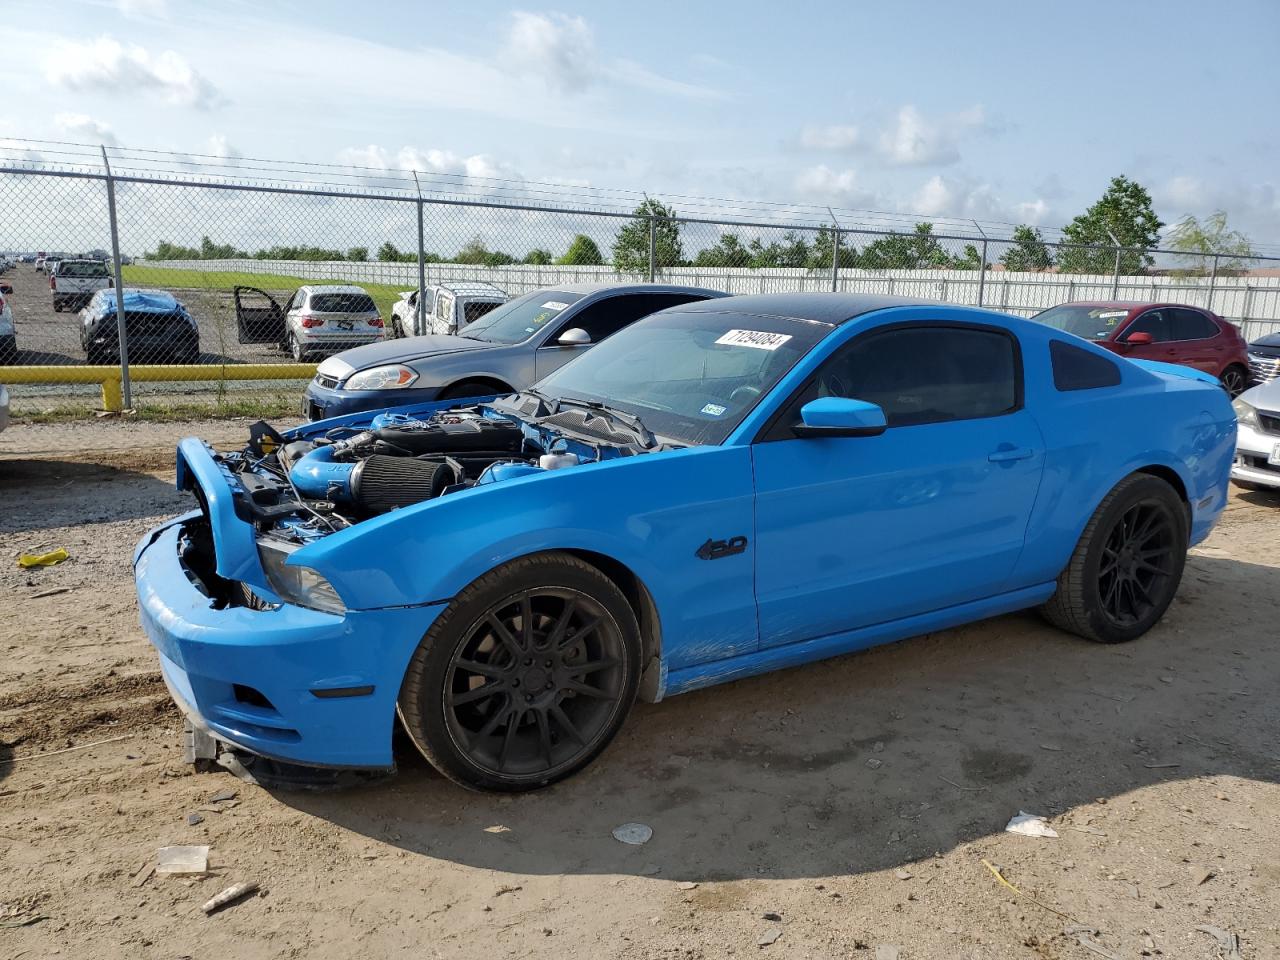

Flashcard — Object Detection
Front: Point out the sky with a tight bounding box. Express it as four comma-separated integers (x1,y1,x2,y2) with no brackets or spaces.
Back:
3,0,1279,250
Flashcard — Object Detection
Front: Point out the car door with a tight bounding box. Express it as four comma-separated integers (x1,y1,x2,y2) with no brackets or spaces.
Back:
1169,308,1223,373
533,293,712,381
234,286,285,344
1114,309,1177,364
751,322,1045,649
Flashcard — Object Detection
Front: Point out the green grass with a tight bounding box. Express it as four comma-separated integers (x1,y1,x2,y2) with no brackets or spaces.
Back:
16,394,303,424
121,265,409,323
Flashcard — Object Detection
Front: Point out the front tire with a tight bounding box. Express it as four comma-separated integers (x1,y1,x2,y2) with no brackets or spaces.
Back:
1040,473,1188,643
397,552,641,792
1220,364,1248,398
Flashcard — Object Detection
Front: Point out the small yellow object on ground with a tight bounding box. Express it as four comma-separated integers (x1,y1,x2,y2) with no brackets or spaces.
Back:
18,547,70,568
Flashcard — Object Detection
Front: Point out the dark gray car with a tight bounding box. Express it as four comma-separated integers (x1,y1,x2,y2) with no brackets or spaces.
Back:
302,283,727,420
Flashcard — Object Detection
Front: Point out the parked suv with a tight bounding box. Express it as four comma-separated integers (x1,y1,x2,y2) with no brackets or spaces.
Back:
233,284,383,361
1246,332,1280,385
51,259,112,311
302,283,726,420
388,281,509,339
1033,301,1251,396
80,289,199,365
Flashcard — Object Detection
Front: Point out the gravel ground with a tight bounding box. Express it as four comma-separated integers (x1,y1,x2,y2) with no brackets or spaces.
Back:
1,417,1279,960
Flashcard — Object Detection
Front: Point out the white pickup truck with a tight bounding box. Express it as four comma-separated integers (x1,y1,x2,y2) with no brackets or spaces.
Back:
51,259,113,312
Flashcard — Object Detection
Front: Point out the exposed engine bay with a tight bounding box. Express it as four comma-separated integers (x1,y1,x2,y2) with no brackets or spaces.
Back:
204,395,661,547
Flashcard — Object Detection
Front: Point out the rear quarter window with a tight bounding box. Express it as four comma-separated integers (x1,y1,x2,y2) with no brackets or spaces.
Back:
1049,339,1122,391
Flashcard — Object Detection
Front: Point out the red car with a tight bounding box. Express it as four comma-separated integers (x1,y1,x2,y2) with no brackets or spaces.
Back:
1034,301,1250,396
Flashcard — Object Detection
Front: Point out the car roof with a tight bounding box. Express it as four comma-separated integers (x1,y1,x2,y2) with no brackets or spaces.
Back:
1052,300,1212,312
672,292,942,325
301,284,370,295
435,280,506,296
534,282,729,297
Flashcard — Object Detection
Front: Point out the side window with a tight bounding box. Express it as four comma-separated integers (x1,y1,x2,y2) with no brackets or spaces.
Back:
284,291,301,313
436,294,451,322
1171,308,1219,340
785,325,1020,429
561,293,708,344
1122,310,1173,342
1049,339,1121,391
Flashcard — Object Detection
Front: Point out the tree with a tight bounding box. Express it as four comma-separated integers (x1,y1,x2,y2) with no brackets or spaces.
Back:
377,241,404,262
347,246,369,262
557,234,605,266
806,226,859,269
612,199,684,273
857,223,955,269
1166,211,1255,276
1057,175,1163,275
748,232,811,268
1000,225,1054,272
693,232,752,268
523,248,553,265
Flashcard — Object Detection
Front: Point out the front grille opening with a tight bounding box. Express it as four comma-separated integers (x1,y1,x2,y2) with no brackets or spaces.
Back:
233,684,277,710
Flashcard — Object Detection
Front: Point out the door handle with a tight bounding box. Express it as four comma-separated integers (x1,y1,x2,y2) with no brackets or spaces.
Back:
988,446,1034,463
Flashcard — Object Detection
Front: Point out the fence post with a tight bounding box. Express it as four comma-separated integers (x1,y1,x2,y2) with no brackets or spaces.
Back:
100,146,132,410
412,172,427,336
830,230,842,292
972,220,987,307
1207,254,1219,311
1107,229,1121,299
647,217,656,282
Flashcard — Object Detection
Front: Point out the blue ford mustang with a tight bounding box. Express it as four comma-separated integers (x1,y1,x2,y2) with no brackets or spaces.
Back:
134,294,1235,791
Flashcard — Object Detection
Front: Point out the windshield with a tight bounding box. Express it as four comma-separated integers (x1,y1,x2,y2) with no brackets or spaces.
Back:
58,261,110,278
462,290,584,343
533,309,830,445
1035,304,1130,341
310,293,377,313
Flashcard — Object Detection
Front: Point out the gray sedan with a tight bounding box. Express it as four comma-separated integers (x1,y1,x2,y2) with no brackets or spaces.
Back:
302,283,726,420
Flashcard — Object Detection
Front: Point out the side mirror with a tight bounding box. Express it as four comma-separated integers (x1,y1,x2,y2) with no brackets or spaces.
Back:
794,397,887,438
557,327,592,346
1122,331,1154,346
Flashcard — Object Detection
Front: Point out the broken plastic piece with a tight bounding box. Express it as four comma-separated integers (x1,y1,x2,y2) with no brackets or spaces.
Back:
611,822,653,845
17,547,69,568
156,845,209,874
1005,811,1059,838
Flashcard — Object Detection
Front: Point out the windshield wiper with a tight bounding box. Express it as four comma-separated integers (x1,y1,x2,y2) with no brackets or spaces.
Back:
552,395,656,448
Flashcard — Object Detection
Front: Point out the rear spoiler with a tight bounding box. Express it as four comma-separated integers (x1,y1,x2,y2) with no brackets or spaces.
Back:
1129,359,1221,387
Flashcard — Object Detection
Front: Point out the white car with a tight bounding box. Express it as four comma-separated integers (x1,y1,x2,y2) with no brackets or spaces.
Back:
388,287,434,339
1231,379,1280,491
0,279,15,363
234,284,384,361
51,259,113,312
426,281,508,337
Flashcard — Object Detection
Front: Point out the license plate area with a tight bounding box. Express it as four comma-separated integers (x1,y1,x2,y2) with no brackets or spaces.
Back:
1269,442,1280,466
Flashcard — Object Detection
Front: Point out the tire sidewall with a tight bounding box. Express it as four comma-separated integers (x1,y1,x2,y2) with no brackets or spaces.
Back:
1080,476,1188,643
398,554,641,791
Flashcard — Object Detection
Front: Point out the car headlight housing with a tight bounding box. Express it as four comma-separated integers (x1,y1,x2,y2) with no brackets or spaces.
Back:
257,538,345,614
344,364,419,391
1232,397,1259,429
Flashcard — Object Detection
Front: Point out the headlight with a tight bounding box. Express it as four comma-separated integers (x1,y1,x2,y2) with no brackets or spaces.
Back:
257,538,345,614
1232,397,1259,429
344,364,419,391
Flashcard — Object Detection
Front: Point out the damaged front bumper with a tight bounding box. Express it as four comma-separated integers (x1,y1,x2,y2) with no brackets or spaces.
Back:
133,447,445,769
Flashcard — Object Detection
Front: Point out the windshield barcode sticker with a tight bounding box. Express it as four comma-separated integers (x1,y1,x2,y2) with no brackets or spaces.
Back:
715,329,792,351
541,301,570,310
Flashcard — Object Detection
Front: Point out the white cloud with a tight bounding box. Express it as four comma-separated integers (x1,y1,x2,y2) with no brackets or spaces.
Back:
115,0,168,18
504,11,597,92
43,36,223,110
799,124,860,151
206,134,240,161
1016,198,1050,225
794,165,879,207
876,104,999,167
54,112,119,147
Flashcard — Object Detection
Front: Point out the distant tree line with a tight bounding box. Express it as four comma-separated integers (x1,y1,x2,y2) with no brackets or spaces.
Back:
144,176,1258,278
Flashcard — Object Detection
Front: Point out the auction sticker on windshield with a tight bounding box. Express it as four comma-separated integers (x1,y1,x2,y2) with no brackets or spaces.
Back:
715,329,793,351
541,301,570,310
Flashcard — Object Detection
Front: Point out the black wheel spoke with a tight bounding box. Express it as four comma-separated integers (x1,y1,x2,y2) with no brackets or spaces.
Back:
565,678,611,699
449,682,503,707
455,658,505,680
559,615,600,652
486,613,524,660
535,709,553,768
477,702,512,739
549,702,585,746
568,657,619,676
497,709,522,771
545,597,578,650
519,594,534,650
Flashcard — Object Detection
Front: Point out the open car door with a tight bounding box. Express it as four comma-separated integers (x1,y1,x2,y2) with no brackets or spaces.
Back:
234,286,285,344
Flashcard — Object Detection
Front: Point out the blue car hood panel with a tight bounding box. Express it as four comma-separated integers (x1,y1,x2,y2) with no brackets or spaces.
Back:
324,335,495,373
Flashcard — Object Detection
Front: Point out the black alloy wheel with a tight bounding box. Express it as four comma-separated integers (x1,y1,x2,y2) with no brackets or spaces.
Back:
1096,500,1177,628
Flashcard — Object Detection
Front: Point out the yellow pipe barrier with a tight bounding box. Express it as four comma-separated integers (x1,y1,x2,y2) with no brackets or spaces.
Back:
3,363,318,412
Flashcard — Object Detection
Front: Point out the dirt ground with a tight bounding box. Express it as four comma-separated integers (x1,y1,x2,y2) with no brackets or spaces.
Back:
2,417,1279,960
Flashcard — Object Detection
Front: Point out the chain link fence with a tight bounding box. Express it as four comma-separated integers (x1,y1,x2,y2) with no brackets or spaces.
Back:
3,146,1280,418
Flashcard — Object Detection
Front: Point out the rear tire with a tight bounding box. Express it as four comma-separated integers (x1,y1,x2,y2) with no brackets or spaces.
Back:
439,379,510,402
1039,473,1188,644
289,332,307,363
53,301,63,313
1220,364,1248,398
397,552,640,792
